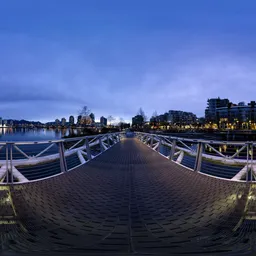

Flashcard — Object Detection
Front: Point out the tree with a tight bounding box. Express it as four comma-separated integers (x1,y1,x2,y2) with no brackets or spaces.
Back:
118,117,125,130
79,106,92,126
79,106,90,117
150,111,158,127
108,115,115,126
152,111,158,118
137,107,147,122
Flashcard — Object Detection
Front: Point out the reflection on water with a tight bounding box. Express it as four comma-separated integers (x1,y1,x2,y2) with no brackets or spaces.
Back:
0,128,84,141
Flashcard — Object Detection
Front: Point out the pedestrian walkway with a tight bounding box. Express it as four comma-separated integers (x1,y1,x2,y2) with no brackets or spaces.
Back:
0,138,255,255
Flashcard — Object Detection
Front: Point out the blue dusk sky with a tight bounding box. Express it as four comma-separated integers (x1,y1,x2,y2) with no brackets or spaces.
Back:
1,0,256,123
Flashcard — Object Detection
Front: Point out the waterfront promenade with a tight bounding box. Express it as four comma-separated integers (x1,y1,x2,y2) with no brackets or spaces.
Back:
0,135,255,255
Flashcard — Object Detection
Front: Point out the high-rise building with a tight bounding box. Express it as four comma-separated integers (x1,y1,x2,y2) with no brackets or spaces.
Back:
205,97,229,123
100,116,107,126
77,115,82,125
0,117,2,127
89,113,95,124
61,118,66,126
69,115,75,125
55,119,60,126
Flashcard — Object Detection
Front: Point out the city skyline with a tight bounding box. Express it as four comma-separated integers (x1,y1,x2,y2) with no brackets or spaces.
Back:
1,1,256,122
0,96,255,125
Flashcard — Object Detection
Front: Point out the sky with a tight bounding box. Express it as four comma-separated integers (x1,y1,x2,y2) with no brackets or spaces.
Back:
1,0,256,123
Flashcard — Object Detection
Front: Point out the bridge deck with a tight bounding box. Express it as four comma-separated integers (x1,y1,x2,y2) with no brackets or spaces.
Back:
0,138,255,255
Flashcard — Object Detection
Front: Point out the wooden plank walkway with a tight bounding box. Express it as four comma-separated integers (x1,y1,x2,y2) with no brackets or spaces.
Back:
0,138,255,255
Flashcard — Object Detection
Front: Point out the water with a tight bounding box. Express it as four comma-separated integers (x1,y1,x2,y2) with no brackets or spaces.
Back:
0,128,84,141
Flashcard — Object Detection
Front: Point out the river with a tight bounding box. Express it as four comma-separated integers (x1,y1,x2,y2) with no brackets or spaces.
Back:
0,128,85,141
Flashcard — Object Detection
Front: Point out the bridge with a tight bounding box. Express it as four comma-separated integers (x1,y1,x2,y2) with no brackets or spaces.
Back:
0,132,256,255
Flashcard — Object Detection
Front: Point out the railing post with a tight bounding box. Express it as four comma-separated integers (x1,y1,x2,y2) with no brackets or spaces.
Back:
194,142,203,172
169,139,177,160
10,144,13,184
85,137,92,160
251,143,253,182
246,142,249,182
5,144,9,184
112,135,116,144
247,142,254,182
157,137,161,153
150,135,154,148
142,135,146,143
99,137,104,153
58,141,67,173
107,135,110,148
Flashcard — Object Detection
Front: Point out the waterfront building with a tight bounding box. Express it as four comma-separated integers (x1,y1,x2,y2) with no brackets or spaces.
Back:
94,122,103,128
217,101,256,129
61,118,66,126
0,117,2,127
132,115,144,127
198,117,206,125
89,113,95,124
150,113,168,126
55,119,60,126
167,110,182,124
205,97,230,124
77,115,82,125
69,115,75,126
157,113,169,123
100,116,107,126
167,110,197,125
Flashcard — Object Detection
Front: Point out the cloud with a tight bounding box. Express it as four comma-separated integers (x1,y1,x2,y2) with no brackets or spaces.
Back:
1,33,256,122
0,33,145,121
133,53,256,118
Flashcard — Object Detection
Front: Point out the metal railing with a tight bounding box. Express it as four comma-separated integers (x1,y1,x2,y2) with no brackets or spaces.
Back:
0,132,124,184
135,132,256,182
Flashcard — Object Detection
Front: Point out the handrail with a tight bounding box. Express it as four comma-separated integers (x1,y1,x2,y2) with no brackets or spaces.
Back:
0,132,125,184
0,132,122,145
135,132,256,182
136,132,251,145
